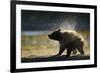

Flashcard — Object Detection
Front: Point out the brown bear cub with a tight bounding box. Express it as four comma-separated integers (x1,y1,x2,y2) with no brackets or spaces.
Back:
48,29,85,57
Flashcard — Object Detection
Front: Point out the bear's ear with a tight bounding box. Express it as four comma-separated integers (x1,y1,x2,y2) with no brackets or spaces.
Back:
58,29,61,32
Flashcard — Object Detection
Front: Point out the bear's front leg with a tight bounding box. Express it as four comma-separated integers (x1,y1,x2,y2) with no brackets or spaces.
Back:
57,46,65,56
66,49,71,57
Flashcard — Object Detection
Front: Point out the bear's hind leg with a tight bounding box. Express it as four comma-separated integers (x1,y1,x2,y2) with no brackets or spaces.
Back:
77,48,85,55
77,42,85,55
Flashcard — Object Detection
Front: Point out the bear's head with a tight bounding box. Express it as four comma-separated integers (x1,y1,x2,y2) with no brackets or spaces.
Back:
48,29,63,41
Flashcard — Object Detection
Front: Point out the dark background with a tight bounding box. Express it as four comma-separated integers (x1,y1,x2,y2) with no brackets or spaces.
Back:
21,10,90,31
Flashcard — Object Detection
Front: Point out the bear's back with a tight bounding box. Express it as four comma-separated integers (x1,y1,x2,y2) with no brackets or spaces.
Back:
62,32,79,40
